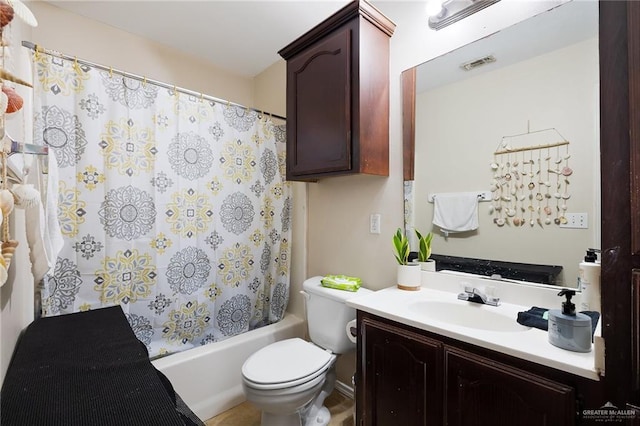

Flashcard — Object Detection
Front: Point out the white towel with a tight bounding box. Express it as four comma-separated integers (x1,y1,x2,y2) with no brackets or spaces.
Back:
26,151,63,283
432,192,479,234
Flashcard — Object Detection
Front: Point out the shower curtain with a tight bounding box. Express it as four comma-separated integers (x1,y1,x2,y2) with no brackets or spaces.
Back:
32,53,291,358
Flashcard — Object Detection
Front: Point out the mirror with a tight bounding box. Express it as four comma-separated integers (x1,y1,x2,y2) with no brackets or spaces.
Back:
406,1,599,288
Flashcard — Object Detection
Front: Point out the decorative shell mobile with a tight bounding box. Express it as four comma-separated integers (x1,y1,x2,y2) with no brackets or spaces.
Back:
490,127,572,229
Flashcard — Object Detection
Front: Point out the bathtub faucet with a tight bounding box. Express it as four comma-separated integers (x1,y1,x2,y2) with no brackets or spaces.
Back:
457,286,500,306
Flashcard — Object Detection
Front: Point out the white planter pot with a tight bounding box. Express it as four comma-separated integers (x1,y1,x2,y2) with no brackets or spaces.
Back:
414,260,436,272
397,263,421,291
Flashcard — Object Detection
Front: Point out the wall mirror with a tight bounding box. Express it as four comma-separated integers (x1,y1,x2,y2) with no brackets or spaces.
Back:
405,1,599,288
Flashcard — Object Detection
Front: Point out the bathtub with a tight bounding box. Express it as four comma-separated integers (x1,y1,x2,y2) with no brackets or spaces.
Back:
152,313,305,421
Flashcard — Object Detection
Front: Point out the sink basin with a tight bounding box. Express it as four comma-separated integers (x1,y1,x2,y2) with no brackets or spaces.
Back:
408,300,531,333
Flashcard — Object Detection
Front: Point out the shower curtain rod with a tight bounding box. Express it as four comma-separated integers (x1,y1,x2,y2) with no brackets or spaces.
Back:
21,41,287,121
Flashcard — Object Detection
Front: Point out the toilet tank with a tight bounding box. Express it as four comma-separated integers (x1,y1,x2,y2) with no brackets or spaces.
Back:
302,276,372,354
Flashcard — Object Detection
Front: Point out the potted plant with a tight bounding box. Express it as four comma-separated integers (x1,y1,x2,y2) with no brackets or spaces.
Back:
414,229,436,271
393,228,421,290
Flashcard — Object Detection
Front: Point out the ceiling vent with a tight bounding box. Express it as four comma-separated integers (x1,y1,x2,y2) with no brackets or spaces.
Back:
429,0,501,31
460,55,497,71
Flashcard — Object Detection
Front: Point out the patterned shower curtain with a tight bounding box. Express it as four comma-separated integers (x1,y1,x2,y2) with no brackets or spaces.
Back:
32,54,291,358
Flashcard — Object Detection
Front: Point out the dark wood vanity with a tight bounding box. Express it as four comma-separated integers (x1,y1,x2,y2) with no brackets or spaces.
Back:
356,311,603,426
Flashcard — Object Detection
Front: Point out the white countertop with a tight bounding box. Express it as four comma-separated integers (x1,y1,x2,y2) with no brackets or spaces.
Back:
346,272,603,381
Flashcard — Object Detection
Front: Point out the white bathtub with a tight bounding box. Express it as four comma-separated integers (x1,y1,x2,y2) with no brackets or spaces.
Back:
152,313,305,421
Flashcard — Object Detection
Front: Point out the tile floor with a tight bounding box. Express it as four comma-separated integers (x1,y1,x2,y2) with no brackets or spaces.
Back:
205,390,354,426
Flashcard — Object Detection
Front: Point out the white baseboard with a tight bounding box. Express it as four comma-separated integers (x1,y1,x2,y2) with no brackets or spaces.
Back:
334,379,354,399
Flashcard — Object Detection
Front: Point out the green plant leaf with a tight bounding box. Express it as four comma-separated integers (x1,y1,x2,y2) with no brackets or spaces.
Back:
392,227,409,265
415,229,434,262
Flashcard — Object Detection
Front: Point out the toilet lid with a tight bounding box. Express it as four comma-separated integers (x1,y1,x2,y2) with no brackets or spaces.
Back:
242,338,333,385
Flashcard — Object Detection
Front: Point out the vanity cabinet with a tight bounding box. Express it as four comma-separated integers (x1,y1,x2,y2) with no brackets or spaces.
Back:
360,317,442,425
357,312,601,426
278,1,395,181
444,346,574,426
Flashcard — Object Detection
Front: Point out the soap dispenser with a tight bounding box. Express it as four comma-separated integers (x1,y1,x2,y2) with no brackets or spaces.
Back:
548,289,592,353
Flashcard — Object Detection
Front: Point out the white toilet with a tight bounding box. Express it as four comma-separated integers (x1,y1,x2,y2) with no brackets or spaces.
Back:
241,276,371,426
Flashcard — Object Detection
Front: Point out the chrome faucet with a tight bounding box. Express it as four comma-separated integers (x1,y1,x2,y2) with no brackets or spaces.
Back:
457,286,500,306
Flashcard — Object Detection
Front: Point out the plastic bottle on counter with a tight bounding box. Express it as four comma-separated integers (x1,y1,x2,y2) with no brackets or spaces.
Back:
578,248,601,313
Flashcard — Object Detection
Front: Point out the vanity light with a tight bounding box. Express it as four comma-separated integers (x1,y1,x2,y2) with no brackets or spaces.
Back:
428,0,501,31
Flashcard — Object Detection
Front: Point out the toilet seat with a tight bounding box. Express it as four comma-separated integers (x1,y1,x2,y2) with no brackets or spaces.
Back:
242,338,335,391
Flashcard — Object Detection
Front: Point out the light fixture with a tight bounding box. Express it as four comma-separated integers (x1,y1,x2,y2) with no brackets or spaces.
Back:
428,0,501,31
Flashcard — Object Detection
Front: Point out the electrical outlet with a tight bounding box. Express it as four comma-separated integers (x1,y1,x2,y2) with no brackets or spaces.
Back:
370,214,381,234
560,213,588,229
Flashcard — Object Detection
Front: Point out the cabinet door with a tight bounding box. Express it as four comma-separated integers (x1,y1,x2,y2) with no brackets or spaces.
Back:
444,346,575,426
360,317,442,426
286,25,352,178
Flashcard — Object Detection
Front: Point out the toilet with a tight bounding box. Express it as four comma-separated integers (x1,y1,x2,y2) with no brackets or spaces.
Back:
241,276,371,426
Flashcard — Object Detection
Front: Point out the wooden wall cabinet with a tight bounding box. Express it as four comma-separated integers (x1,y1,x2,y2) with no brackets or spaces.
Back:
357,312,602,426
278,1,395,181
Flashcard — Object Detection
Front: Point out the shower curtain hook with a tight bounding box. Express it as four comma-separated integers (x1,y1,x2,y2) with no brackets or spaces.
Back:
109,66,113,79
142,76,147,87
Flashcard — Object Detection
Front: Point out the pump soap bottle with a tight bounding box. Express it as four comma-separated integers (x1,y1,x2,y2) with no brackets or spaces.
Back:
578,248,601,312
548,289,592,353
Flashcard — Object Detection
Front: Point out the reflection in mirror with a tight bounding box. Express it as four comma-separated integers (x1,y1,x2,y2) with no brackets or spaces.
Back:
407,1,599,288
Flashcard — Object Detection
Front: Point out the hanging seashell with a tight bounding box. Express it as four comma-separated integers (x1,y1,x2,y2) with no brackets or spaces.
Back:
559,216,568,224
530,219,535,227
528,182,535,190
0,189,14,216
537,218,543,228
554,217,561,225
535,193,543,201
545,217,552,225
2,239,18,265
555,157,563,164
496,218,505,227
513,161,519,167
501,195,511,202
561,193,571,200
2,86,23,114
554,192,562,199
5,0,37,27
490,162,499,170
510,187,516,196
564,154,571,160
544,206,552,215
513,217,521,226
506,208,516,217
543,181,551,187
0,2,14,27
0,69,33,88
488,205,495,214
561,204,568,211
561,166,573,176
518,195,526,202
12,184,40,209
